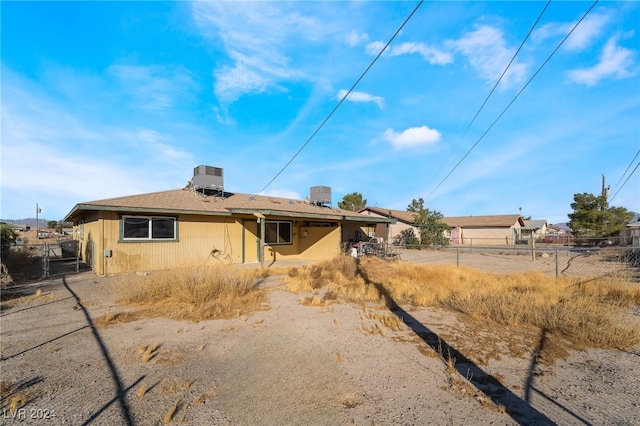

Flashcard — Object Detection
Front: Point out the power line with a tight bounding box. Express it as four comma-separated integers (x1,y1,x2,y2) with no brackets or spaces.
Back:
425,0,599,202
255,1,424,196
429,0,551,185
609,162,639,203
613,148,640,190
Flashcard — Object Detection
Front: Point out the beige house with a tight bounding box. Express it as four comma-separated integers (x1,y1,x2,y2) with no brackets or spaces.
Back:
358,207,419,242
64,187,392,276
521,219,548,242
442,215,525,245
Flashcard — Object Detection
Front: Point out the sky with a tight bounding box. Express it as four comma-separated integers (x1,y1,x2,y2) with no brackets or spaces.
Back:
1,1,639,225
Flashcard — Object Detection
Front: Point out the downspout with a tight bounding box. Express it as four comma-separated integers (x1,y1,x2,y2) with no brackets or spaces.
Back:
260,216,265,267
254,213,265,267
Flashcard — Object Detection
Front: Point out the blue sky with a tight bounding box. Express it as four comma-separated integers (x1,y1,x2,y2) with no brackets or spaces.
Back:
1,1,638,224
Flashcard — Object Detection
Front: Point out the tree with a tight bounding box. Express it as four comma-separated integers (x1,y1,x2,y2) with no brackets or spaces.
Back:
393,228,420,247
1,224,19,258
568,192,633,241
47,220,58,229
407,198,424,212
338,192,367,211
406,198,449,246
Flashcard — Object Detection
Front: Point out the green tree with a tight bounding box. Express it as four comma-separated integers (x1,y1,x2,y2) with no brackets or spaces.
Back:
338,192,367,211
1,223,19,258
568,192,632,240
47,220,58,229
406,198,449,246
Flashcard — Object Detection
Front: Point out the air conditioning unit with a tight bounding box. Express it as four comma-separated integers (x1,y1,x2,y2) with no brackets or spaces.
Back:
310,186,331,206
193,165,224,191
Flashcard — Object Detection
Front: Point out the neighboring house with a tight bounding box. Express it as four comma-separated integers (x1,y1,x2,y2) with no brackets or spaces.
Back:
442,215,525,245
358,207,418,242
521,219,548,242
622,213,640,246
547,224,573,245
359,208,525,246
64,167,393,275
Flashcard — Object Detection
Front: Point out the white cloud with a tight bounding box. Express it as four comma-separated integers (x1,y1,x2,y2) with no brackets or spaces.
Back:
337,89,384,108
346,30,368,47
365,41,386,56
192,2,321,104
388,42,453,65
533,12,610,51
452,25,527,88
567,37,636,86
365,41,452,65
382,126,442,149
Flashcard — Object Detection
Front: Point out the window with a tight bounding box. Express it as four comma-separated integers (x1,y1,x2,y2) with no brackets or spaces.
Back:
265,220,292,245
122,216,177,241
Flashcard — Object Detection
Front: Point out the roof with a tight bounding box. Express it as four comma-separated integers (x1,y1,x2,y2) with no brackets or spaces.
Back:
522,219,547,230
64,189,392,224
358,207,417,224
442,214,524,228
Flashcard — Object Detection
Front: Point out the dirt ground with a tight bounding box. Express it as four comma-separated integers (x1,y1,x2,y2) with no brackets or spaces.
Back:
1,260,639,425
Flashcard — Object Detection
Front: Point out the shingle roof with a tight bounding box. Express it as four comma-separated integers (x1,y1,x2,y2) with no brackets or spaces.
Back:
64,189,390,223
522,219,547,230
358,207,417,224
360,207,523,228
442,215,524,228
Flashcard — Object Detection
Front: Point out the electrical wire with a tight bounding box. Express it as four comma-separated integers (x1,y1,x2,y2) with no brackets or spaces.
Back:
425,0,599,202
429,0,551,185
254,0,424,196
609,162,639,203
613,148,640,190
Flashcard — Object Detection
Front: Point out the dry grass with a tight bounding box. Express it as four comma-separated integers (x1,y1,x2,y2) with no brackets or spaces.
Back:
164,401,179,423
286,255,382,305
287,255,640,351
0,380,36,413
113,267,268,321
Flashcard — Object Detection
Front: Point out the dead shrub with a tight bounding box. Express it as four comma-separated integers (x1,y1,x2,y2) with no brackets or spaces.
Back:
113,266,268,321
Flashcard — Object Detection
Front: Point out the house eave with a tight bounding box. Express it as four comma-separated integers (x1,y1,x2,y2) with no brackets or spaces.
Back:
64,204,232,222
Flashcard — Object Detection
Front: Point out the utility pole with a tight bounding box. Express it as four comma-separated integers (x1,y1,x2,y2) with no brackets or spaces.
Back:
601,174,610,199
36,203,41,238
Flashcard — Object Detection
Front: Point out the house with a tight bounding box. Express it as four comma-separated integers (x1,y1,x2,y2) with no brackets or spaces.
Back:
63,167,393,275
521,219,548,242
442,215,525,245
358,207,419,242
359,207,525,246
622,213,640,246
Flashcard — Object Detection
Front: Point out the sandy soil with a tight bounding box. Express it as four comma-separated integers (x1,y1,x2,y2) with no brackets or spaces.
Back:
1,267,639,425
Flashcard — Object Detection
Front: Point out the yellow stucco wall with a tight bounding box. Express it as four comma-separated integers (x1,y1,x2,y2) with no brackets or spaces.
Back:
73,211,346,274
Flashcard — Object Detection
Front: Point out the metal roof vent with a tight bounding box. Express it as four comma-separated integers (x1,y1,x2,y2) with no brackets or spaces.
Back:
310,186,331,207
193,165,224,195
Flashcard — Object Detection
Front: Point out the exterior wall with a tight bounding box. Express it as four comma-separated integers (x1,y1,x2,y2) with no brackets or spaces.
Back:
73,211,348,274
453,226,520,245
359,210,415,242
261,219,342,263
74,211,247,275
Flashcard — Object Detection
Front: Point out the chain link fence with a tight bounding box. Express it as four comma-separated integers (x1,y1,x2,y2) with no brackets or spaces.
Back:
1,236,87,284
394,242,640,282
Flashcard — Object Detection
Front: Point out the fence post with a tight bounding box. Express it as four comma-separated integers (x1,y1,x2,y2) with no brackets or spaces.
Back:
555,248,559,278
456,247,460,267
42,243,50,278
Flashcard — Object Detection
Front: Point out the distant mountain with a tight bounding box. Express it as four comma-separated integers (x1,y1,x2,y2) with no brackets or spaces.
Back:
1,218,49,227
